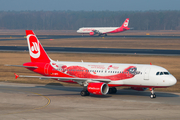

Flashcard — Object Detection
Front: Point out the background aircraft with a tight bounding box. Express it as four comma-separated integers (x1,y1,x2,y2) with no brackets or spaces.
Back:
77,18,130,36
11,30,176,99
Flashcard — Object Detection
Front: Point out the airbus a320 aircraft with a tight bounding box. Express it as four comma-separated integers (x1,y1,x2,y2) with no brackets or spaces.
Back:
77,18,130,36
10,30,176,99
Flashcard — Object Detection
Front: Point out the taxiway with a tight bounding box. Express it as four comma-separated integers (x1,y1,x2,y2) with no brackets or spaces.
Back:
0,82,180,120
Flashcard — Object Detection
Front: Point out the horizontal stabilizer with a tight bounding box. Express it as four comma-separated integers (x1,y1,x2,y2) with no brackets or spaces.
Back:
14,73,19,79
5,64,38,68
129,27,134,30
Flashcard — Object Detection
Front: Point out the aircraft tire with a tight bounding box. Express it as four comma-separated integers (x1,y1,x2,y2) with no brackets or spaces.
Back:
153,94,156,98
150,93,156,99
108,87,117,94
112,87,117,94
86,91,90,96
80,90,86,96
80,90,90,96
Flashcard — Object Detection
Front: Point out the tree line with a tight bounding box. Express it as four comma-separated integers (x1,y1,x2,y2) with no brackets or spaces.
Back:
0,11,180,30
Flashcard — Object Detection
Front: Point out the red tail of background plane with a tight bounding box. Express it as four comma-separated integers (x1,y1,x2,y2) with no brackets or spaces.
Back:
121,18,129,28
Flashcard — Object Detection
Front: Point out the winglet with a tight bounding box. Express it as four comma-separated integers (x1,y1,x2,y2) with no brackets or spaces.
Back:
150,63,152,65
14,73,19,79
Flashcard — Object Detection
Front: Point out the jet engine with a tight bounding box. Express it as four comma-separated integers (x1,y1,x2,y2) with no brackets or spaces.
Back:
87,82,109,95
89,32,95,36
131,87,148,91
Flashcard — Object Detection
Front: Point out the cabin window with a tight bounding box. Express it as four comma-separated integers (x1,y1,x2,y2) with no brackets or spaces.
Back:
156,72,159,75
160,72,163,75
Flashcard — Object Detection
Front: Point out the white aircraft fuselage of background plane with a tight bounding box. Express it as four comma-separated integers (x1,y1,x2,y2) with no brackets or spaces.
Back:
77,18,130,36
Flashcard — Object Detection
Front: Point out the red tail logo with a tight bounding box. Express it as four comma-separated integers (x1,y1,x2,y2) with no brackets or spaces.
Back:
27,34,40,58
31,42,39,53
123,19,129,28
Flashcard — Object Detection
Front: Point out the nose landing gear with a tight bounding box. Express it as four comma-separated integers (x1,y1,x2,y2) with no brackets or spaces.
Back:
149,88,156,99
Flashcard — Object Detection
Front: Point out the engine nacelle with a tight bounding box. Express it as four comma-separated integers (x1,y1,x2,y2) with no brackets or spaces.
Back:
131,87,148,91
89,32,95,36
87,82,109,95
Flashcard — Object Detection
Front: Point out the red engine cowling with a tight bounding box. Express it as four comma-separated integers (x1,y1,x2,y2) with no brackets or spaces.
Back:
89,32,95,36
131,87,148,91
87,82,109,95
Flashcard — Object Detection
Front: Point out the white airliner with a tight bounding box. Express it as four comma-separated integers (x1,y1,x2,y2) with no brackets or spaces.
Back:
10,30,176,99
77,18,130,36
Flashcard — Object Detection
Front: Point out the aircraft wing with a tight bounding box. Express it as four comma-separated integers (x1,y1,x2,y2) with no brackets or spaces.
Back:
14,73,111,83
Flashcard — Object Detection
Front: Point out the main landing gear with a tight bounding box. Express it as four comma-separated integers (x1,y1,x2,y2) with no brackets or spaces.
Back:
80,87,90,96
108,87,117,94
80,90,90,96
150,88,156,99
98,33,107,36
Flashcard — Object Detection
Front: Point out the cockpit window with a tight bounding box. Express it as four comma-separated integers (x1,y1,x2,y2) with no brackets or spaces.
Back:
156,71,170,75
164,72,170,75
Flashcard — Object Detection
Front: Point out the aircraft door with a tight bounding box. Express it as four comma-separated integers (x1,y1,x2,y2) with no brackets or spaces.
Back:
144,67,151,80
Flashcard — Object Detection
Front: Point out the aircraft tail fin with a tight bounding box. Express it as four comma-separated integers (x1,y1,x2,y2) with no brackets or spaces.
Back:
26,30,51,63
121,18,129,28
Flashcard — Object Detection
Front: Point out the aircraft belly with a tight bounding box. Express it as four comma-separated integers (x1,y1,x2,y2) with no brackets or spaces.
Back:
122,77,141,86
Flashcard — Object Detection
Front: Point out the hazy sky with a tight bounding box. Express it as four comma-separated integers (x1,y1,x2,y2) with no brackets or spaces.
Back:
0,0,180,11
